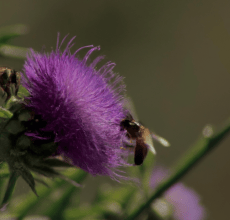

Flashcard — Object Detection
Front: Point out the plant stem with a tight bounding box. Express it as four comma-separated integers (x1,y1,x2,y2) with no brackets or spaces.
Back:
126,118,230,220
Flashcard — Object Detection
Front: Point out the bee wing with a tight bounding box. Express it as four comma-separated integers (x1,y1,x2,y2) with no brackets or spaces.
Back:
143,127,157,155
123,96,139,121
151,132,170,147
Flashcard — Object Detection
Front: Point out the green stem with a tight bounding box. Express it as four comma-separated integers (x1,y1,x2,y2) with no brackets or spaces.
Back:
126,118,230,220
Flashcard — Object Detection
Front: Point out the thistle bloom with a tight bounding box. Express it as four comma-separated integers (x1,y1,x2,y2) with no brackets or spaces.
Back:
21,35,129,179
150,166,206,220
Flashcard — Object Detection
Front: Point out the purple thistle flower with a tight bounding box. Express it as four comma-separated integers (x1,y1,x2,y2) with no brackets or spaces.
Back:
21,34,130,179
150,166,206,220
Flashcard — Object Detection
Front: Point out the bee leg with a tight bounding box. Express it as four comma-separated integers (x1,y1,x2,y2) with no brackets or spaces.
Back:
122,136,136,147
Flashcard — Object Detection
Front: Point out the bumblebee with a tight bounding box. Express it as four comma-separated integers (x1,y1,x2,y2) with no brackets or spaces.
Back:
121,113,169,165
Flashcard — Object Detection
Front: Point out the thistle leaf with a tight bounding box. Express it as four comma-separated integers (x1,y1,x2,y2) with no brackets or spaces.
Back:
34,177,49,188
0,44,29,59
4,119,25,135
0,89,7,107
0,171,18,210
18,168,38,197
0,34,21,46
7,170,87,220
41,158,74,168
0,24,28,45
0,164,10,202
57,174,82,188
31,165,82,188
29,165,60,178
17,85,30,99
44,185,77,220
0,107,13,119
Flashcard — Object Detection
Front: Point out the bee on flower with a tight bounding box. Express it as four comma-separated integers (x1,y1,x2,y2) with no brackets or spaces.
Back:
0,35,168,204
20,34,132,180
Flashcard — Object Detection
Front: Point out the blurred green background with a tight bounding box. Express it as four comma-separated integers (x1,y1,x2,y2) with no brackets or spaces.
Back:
1,1,230,219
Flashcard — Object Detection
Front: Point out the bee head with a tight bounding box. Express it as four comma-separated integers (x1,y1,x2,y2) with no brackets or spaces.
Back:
120,118,140,139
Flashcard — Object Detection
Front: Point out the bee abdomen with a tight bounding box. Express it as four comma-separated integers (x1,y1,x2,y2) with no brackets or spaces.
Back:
134,139,148,165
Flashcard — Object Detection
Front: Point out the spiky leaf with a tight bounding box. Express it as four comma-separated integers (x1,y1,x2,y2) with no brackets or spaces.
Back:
18,167,38,197
0,171,18,210
7,170,87,220
41,158,73,168
0,107,13,119
0,24,27,45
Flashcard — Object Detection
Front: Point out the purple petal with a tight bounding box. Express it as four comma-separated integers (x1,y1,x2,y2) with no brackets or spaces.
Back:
22,35,130,179
150,166,206,220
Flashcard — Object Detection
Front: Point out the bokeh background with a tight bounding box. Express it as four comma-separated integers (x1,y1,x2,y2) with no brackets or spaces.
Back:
1,1,230,219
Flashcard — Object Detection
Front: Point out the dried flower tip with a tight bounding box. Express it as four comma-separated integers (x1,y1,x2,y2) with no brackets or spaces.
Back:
0,67,21,103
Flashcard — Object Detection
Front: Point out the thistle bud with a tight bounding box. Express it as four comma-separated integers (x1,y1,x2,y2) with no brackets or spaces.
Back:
0,67,20,103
